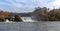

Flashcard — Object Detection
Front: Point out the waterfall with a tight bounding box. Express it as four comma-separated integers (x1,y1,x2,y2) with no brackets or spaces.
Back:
5,19,12,22
21,17,35,22
5,19,10,22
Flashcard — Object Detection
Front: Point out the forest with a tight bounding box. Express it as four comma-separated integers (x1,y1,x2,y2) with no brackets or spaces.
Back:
0,7,60,22
33,7,60,21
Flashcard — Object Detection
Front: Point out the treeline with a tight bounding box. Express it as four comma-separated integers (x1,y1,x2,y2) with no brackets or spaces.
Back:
0,11,22,22
0,7,60,22
33,7,60,21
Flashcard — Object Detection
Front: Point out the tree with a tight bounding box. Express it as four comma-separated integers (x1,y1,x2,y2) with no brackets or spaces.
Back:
14,15,22,22
33,7,47,21
47,9,60,21
0,18,4,22
43,7,47,14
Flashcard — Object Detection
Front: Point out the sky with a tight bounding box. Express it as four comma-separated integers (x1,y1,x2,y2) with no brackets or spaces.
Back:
0,0,60,13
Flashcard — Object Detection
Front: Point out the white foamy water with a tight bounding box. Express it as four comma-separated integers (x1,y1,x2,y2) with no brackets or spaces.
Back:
21,17,36,22
5,19,12,23
5,19,10,22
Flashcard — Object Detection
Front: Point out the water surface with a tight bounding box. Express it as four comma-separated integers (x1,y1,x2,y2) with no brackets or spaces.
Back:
0,22,60,31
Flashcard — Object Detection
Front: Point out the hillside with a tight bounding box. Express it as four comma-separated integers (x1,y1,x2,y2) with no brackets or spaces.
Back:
0,11,22,22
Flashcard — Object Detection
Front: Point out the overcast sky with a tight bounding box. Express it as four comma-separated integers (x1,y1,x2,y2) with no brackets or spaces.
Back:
0,0,60,13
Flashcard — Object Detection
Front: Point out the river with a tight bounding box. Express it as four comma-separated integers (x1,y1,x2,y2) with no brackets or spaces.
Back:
21,17,36,22
0,22,60,31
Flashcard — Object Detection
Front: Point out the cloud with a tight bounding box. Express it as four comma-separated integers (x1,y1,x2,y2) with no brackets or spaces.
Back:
0,0,60,12
0,0,42,12
38,0,60,9
49,0,60,8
